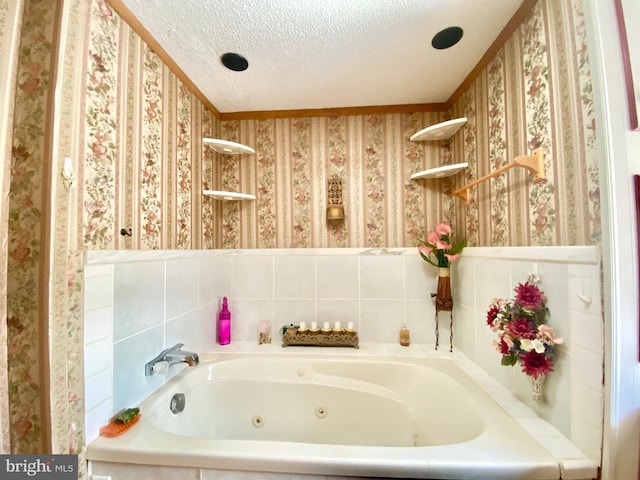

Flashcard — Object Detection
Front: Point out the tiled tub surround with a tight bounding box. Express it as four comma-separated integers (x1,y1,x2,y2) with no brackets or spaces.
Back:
87,347,597,480
83,246,601,477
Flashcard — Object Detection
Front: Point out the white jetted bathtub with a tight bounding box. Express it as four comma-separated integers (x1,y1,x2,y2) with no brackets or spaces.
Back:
87,350,591,479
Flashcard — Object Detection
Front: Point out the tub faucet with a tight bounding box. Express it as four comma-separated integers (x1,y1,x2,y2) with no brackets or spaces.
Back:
145,343,199,376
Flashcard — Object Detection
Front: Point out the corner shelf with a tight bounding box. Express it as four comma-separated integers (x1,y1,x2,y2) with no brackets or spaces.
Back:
410,117,467,142
410,163,469,180
202,138,255,155
202,190,256,201
202,138,256,201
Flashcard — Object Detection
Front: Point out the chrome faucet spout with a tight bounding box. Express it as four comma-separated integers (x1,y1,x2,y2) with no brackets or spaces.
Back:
165,345,200,367
144,343,200,376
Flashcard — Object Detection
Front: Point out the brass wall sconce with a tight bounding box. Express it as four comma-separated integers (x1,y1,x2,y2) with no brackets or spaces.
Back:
326,175,345,222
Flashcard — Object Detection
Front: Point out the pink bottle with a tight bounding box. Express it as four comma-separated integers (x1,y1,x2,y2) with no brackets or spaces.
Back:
218,297,231,345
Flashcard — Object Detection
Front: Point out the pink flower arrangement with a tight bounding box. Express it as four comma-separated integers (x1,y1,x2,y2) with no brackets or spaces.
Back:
418,223,466,268
486,281,563,379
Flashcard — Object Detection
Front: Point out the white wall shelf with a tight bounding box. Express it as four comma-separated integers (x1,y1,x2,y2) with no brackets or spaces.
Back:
203,138,256,199
410,117,467,142
410,163,469,180
203,190,256,201
203,138,255,155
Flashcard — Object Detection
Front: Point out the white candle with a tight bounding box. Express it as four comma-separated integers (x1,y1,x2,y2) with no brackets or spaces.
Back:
311,321,318,330
299,321,306,330
347,321,354,331
323,321,330,331
334,321,342,331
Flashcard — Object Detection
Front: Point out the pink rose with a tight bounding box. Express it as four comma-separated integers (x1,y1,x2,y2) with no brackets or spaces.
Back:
537,324,563,344
435,223,452,235
418,245,432,256
445,253,459,263
435,240,451,250
426,231,439,244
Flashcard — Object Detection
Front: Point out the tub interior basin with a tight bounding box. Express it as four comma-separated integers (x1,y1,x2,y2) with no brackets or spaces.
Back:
148,358,484,447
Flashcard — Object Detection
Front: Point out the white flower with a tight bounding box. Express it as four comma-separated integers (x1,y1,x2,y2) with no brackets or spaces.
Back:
520,339,533,352
520,338,546,353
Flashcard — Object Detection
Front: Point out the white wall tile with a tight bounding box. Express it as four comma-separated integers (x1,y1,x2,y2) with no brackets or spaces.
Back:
166,259,200,319
523,262,570,345
113,261,165,341
196,303,218,353
359,255,404,299
85,367,111,411
403,299,434,345
474,322,515,390
568,275,602,319
404,256,437,300
84,264,113,278
274,299,314,329
84,399,111,445
165,309,210,354
217,254,234,296
275,256,316,298
84,273,113,311
233,298,276,341
232,255,274,298
571,416,602,463
84,306,112,345
571,345,604,393
572,380,604,431
113,326,164,413
359,299,405,342
451,257,475,310
198,256,220,306
317,299,359,329
449,305,475,358
514,349,571,439
84,337,112,377
570,311,604,354
473,257,511,309
317,255,359,298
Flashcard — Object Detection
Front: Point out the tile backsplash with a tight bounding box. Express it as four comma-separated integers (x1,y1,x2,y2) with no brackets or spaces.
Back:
83,246,603,465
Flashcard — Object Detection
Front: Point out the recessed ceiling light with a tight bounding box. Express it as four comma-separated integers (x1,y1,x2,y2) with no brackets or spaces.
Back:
220,52,248,71
431,26,463,50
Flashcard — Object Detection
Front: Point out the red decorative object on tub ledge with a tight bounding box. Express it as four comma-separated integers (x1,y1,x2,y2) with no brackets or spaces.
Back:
418,223,466,352
486,276,563,406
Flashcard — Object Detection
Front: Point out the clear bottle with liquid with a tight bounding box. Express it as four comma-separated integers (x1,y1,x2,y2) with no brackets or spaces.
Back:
399,323,410,347
218,297,231,345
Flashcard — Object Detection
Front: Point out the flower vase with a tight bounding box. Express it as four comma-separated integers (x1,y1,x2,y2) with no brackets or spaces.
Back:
528,374,546,406
435,267,453,312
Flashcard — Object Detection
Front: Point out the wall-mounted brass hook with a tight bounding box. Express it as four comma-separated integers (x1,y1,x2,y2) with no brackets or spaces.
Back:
120,228,132,237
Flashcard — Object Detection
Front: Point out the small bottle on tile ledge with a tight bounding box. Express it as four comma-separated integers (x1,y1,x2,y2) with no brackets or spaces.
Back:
399,323,410,347
218,297,231,345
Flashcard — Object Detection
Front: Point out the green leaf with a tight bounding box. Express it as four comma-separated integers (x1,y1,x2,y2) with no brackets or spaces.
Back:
419,251,439,267
449,238,467,255
501,354,517,366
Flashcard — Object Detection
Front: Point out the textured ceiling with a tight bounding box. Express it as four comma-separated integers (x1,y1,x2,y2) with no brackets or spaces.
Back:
120,0,526,113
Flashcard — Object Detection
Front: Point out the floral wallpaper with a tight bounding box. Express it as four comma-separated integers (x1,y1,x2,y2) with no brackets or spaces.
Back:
0,0,24,454
83,1,215,250
451,0,599,246
216,5,598,250
3,0,217,459
7,0,57,453
220,112,451,249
